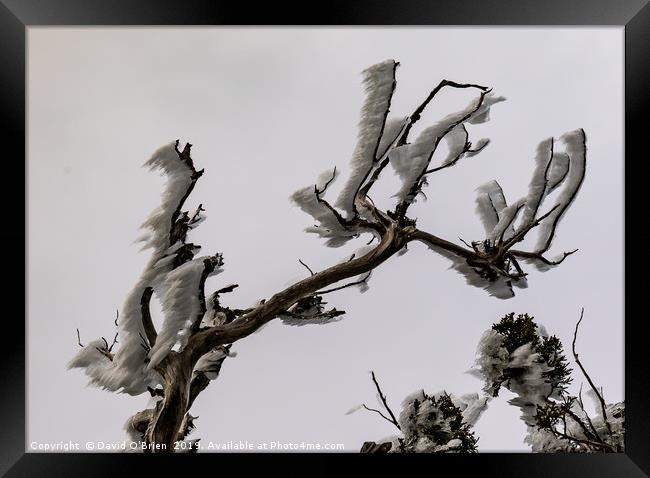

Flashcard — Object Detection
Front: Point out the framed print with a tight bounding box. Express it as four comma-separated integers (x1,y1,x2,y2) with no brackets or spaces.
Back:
2,0,647,476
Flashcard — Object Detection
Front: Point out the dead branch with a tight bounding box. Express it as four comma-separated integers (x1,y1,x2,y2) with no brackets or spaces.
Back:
108,332,118,353
317,272,371,295
572,308,613,437
367,371,401,431
298,259,315,276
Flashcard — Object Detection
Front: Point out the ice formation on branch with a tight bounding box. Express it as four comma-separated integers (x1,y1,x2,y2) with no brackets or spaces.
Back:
437,129,587,298
472,312,624,452
358,387,484,453
335,60,398,217
69,141,210,395
390,91,502,204
360,312,623,454
147,254,224,369
69,60,592,452
290,60,585,299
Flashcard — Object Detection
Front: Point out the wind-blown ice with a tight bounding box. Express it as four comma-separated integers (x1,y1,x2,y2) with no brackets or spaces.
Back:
376,116,408,159
290,167,357,247
390,92,499,204
475,180,509,235
147,256,223,369
335,60,398,216
376,389,480,453
69,142,201,395
533,129,586,253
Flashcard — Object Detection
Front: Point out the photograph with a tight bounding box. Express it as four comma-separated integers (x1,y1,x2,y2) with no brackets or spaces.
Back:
25,26,625,454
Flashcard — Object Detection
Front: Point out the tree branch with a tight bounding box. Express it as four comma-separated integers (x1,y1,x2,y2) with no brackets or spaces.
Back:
408,228,475,259
316,272,371,295
298,259,315,276
537,130,586,254
357,80,489,207
169,141,204,247
191,255,224,333
188,223,405,358
572,308,613,437
369,371,401,431
140,287,157,348
548,427,614,452
362,404,398,429
511,249,578,266
576,383,602,442
393,87,492,221
500,204,561,251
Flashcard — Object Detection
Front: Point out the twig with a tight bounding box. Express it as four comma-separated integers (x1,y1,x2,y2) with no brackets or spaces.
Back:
215,284,239,295
108,332,119,352
189,204,205,225
511,249,578,266
394,87,492,220
138,332,151,352
501,204,561,251
369,371,401,431
317,272,371,295
362,404,398,429
298,259,315,276
76,328,83,347
458,237,473,249
548,427,614,452
572,308,613,437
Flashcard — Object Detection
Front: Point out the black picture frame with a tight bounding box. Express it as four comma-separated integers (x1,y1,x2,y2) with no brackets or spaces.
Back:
3,1,647,476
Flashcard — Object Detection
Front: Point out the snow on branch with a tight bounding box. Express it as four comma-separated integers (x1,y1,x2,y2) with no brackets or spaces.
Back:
390,90,503,206
335,60,398,217
358,385,483,453
148,254,224,369
529,129,586,254
471,312,624,453
69,141,209,395
475,180,511,237
410,129,585,299
290,167,359,247
140,140,204,253
70,61,593,450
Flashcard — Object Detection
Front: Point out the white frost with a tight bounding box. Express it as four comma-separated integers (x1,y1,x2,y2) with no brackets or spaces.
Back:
336,60,397,216
291,167,355,248
148,257,222,369
475,180,508,235
534,129,586,252
391,91,502,204
69,142,198,395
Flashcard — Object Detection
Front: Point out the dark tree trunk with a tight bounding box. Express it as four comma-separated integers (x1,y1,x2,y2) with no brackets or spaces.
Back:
144,352,193,453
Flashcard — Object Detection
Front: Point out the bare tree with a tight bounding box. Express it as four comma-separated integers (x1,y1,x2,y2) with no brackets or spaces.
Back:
68,59,586,452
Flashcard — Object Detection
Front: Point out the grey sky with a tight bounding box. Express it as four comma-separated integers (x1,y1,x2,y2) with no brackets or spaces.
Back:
27,27,623,452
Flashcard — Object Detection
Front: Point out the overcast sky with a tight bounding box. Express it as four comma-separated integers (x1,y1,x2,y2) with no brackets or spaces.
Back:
27,27,623,452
